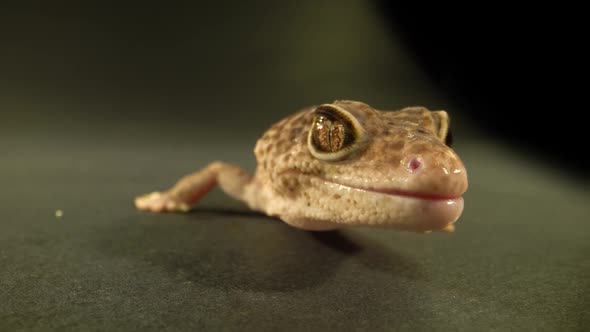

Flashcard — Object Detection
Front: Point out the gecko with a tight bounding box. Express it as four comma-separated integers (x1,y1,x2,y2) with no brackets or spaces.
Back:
135,100,468,232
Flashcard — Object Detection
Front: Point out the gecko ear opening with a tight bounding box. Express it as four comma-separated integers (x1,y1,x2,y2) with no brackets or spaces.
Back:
431,110,452,146
307,104,368,161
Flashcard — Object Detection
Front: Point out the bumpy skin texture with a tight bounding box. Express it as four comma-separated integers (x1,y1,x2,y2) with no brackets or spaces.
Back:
135,100,468,232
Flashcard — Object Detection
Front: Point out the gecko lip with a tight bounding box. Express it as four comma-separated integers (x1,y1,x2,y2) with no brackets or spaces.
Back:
277,169,463,201
275,169,465,231
323,179,465,232
356,186,461,200
326,181,463,201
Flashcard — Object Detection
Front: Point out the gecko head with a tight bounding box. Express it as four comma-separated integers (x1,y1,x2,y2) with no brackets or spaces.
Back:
261,100,468,232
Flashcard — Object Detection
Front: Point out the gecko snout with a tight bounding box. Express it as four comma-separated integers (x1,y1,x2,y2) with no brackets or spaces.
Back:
403,149,468,197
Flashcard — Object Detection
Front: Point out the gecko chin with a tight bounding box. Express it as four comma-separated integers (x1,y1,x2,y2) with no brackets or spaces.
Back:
277,176,465,232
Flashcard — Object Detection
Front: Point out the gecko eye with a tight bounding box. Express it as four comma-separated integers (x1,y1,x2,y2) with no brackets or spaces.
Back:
307,104,367,161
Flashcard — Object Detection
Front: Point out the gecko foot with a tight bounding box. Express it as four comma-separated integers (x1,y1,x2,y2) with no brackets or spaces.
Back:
135,191,191,213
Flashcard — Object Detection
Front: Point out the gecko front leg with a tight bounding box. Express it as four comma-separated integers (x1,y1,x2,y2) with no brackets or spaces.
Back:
135,161,257,213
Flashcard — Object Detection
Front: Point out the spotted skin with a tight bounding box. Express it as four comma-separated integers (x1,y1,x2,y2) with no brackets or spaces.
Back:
135,100,468,232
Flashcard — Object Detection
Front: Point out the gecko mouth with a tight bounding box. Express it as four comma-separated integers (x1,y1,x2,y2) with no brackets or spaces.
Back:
276,169,465,231
351,185,461,201
324,180,462,201
321,178,465,232
277,169,463,201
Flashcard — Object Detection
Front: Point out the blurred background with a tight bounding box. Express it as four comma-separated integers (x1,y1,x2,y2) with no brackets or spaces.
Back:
1,1,583,176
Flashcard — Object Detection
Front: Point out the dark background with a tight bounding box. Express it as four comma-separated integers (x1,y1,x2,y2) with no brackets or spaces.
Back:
2,2,584,174
375,2,586,175
1,1,588,331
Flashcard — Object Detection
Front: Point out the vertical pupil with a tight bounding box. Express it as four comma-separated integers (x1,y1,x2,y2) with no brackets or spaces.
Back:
330,123,344,151
315,116,345,152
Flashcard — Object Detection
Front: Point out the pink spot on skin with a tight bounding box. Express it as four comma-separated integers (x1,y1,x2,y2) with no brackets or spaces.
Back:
407,157,422,173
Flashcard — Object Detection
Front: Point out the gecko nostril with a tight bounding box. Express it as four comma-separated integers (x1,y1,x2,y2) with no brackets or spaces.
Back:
407,157,422,173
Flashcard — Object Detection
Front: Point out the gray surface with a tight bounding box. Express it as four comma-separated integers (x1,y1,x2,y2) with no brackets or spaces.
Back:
1,133,588,331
